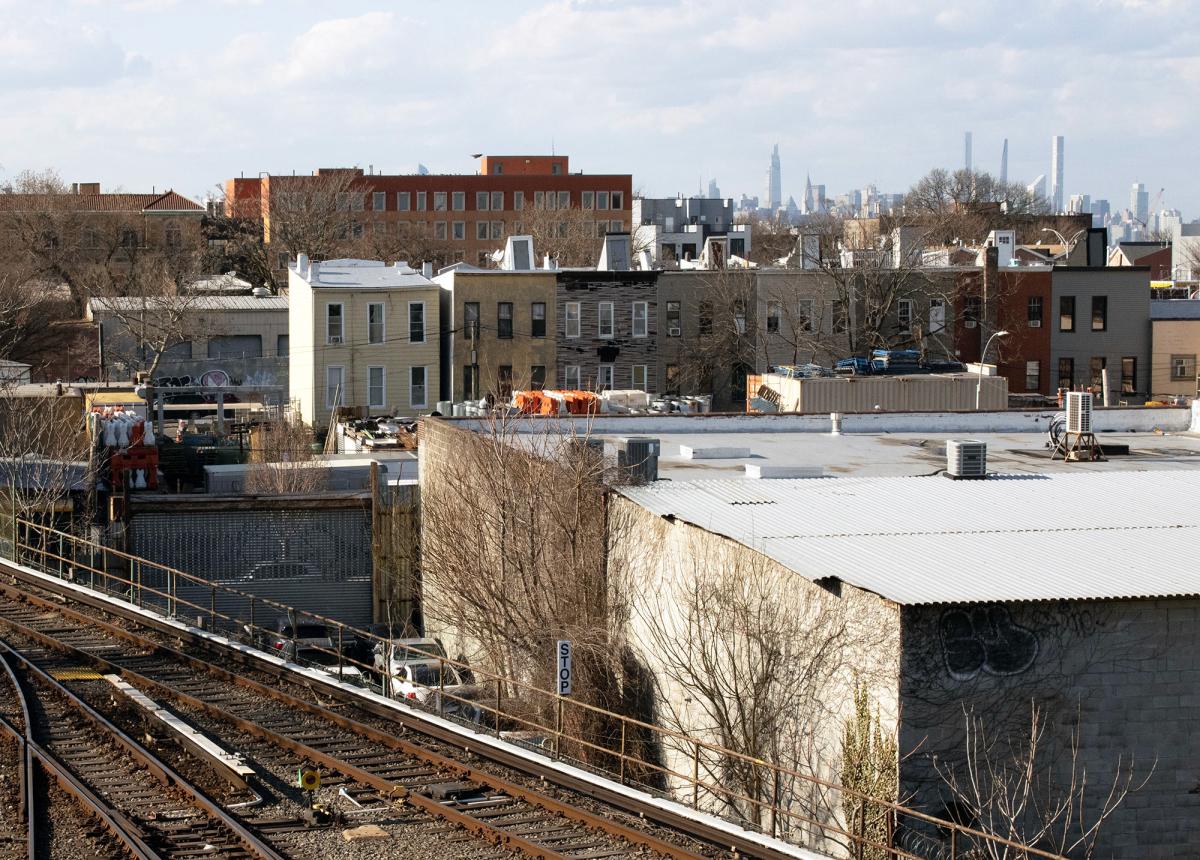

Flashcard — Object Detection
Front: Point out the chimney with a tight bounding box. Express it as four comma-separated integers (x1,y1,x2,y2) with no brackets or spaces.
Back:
296,253,309,277
981,245,999,345
421,261,433,278
70,183,78,194
309,261,321,283
78,182,99,195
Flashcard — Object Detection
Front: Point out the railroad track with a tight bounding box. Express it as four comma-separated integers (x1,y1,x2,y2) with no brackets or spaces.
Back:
0,639,285,860
0,584,719,860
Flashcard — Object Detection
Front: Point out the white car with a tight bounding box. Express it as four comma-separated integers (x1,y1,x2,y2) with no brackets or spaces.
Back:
387,660,482,722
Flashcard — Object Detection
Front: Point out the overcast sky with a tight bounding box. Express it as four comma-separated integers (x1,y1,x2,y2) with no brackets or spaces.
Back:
1,0,1196,215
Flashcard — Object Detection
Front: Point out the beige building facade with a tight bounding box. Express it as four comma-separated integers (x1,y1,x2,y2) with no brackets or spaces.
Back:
1150,301,1200,399
288,257,440,425
433,268,558,400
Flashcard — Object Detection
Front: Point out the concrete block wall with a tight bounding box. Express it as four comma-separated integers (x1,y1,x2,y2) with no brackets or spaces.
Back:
899,598,1200,856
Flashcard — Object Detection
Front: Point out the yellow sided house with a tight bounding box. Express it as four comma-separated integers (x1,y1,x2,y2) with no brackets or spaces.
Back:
289,256,441,426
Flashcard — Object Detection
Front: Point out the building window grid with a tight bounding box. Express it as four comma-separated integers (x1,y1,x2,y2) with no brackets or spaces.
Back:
497,302,513,339
410,366,427,408
373,191,386,211
452,191,465,211
565,302,581,338
326,303,344,344
531,302,546,338
530,365,546,389
598,364,614,391
1027,296,1043,327
325,366,345,409
476,191,489,211
1171,354,1196,380
1058,357,1074,391
632,301,648,337
666,301,681,336
397,192,410,211
453,221,465,241
1092,296,1108,332
564,365,580,389
1090,356,1106,390
367,302,385,344
491,220,503,240
598,302,615,338
1060,296,1075,332
1025,360,1040,392
368,366,386,408
491,191,503,211
434,192,447,211
897,299,913,334
632,365,647,391
416,192,427,211
799,298,816,333
1121,357,1137,395
409,302,425,343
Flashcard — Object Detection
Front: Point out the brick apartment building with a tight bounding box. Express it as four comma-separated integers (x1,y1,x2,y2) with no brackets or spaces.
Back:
226,155,632,274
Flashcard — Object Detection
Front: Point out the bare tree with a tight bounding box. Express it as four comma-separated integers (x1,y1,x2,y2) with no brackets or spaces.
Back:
664,268,757,406
518,204,605,268
906,168,1049,220
243,415,327,494
933,702,1151,859
741,214,797,266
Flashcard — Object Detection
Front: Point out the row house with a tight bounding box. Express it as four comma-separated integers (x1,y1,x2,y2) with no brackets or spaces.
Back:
228,155,632,274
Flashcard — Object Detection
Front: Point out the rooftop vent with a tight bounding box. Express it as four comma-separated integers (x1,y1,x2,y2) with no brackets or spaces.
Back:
946,440,987,479
597,233,632,271
501,236,535,271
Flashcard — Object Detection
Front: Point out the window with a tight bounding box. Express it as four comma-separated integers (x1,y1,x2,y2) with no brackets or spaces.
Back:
497,365,513,398
368,302,385,344
1171,354,1196,380
1059,296,1075,332
463,365,479,399
373,221,387,237
1121,357,1137,394
698,301,713,335
514,191,524,211
368,366,386,408
409,302,425,342
1027,296,1043,327
435,221,447,240
277,251,289,269
491,220,503,240
1025,360,1040,392
325,366,345,409
351,222,364,239
964,296,981,329
452,191,465,211
276,335,289,358
530,365,546,389
373,191,386,211
410,366,427,408
633,301,649,337
397,192,410,211
453,221,465,241
492,162,503,175
1057,357,1074,390
1090,356,1106,390
730,237,745,257
326,303,344,344
598,302,615,338
666,301,681,336
598,364,614,390
352,194,365,211
531,302,546,338
1091,296,1108,332
476,191,489,211
565,302,581,338
416,191,427,211
464,302,480,340
476,221,489,240
597,191,609,210
336,192,351,211
121,228,138,249
557,191,570,208
665,364,680,394
534,191,545,209
611,191,624,210
164,222,180,247
632,365,647,391
491,191,503,211
434,192,447,211
897,299,913,334
497,302,513,339
564,365,580,389
799,298,815,332
767,301,781,333
582,191,594,209
733,300,746,335
610,220,623,232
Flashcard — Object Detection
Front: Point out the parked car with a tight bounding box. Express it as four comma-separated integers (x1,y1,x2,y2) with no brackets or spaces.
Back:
386,659,482,722
263,617,364,683
371,636,446,678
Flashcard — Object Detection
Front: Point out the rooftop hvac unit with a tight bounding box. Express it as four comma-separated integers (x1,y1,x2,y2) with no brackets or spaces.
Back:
617,436,659,484
946,440,987,479
1065,391,1092,433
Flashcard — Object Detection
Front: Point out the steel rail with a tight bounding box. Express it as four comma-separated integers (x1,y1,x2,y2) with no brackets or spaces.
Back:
0,589,708,860
0,640,286,860
0,643,37,860
0,562,801,860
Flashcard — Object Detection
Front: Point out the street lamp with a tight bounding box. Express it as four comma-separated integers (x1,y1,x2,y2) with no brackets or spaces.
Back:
976,330,1009,410
1040,227,1087,262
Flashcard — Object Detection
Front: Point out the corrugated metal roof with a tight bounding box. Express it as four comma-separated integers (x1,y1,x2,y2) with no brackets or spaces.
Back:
90,296,288,312
619,471,1200,605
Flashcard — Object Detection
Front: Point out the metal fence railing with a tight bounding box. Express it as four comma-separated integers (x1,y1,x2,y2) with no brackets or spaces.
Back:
6,519,1064,860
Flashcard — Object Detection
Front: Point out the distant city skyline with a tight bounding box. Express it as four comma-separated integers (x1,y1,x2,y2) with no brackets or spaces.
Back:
0,1,1194,218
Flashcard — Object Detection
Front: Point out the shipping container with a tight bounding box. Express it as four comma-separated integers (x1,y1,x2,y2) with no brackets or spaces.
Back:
753,372,1008,414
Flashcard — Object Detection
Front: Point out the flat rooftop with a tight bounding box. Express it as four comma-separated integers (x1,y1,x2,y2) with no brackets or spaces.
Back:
609,429,1200,480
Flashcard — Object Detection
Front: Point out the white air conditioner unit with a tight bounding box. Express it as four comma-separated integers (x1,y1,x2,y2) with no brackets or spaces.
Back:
328,336,343,344
1065,391,1092,433
1028,319,1041,328
964,319,977,329
946,440,987,479
668,326,681,337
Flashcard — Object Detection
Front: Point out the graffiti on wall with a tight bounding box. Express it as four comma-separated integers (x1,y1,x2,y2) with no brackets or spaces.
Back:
939,605,1038,681
153,367,278,388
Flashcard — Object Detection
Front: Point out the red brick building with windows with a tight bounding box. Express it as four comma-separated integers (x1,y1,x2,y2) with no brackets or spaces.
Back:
225,155,632,272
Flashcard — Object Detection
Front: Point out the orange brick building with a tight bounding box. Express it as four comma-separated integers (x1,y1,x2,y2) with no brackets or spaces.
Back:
226,155,633,272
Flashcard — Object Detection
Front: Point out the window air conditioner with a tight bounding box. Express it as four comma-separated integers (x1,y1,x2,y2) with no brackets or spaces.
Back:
328,336,343,344
1029,320,1041,328
668,327,681,337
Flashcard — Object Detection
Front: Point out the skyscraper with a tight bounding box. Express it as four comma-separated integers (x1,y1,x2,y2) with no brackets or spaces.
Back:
802,174,815,214
1027,175,1047,202
765,144,782,210
1050,135,1064,213
1000,139,1008,186
964,131,973,173
1131,183,1149,225
707,178,720,200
